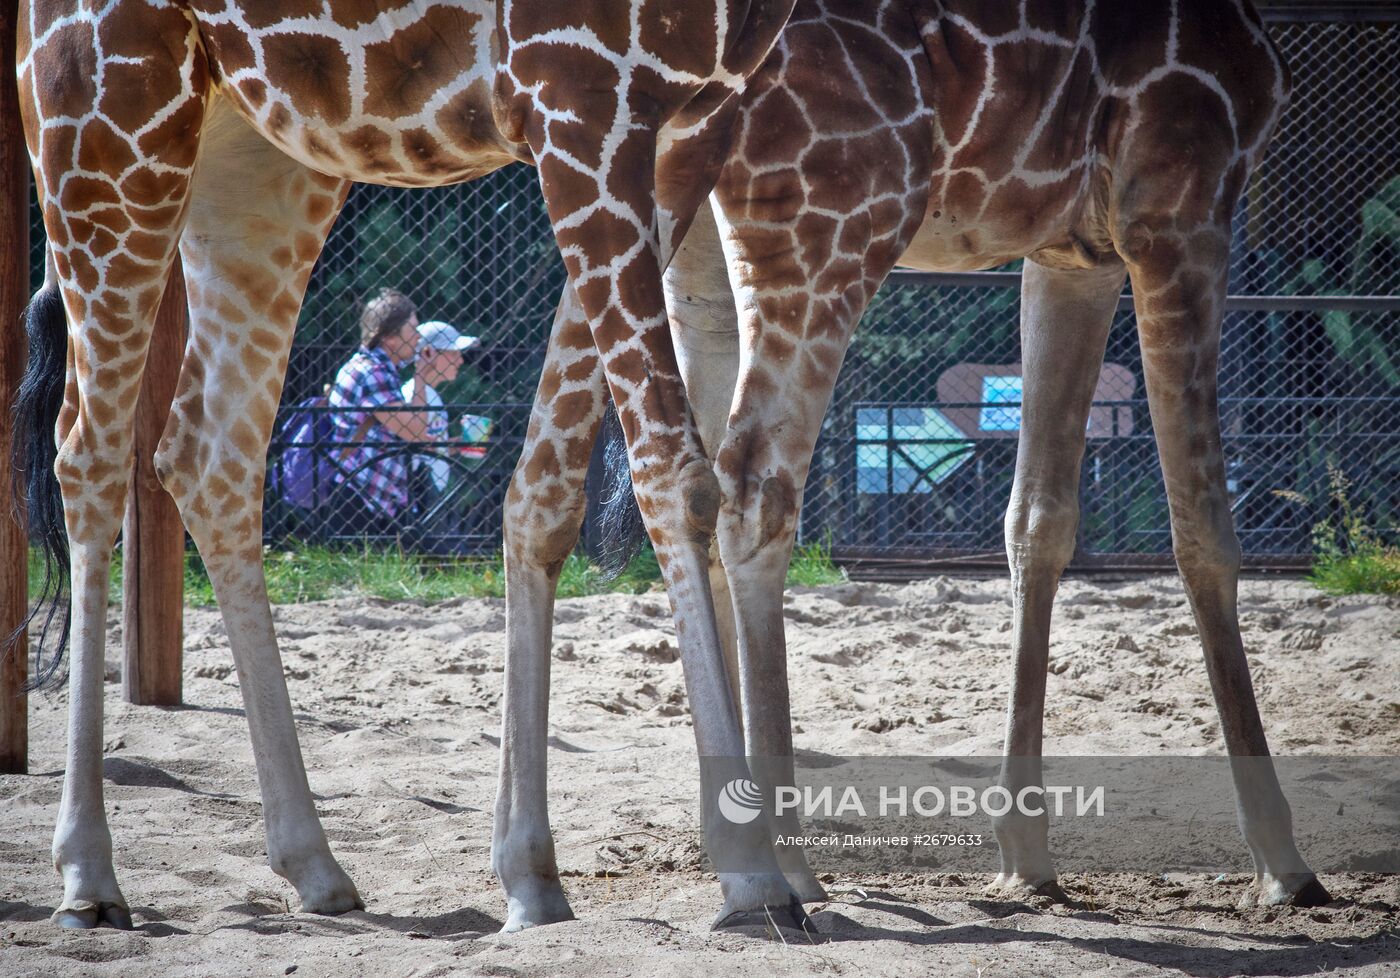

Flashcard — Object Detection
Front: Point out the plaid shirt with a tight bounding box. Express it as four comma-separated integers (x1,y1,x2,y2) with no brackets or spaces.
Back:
329,346,410,517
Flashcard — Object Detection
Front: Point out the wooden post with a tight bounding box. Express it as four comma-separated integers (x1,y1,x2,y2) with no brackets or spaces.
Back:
122,257,186,706
1,0,29,774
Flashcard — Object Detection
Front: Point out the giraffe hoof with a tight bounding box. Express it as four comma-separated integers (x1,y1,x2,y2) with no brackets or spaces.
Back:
712,895,817,936
985,874,1069,905
499,878,576,933
101,906,133,929
301,885,364,916
53,901,132,930
54,908,98,930
291,857,363,915
785,870,829,905
500,900,575,934
101,904,134,929
1239,873,1331,909
1288,877,1333,908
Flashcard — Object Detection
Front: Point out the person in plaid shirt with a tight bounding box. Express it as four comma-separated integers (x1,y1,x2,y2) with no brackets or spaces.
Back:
328,288,434,525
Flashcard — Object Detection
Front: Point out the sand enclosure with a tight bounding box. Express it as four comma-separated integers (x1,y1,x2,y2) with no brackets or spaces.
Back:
2,574,1398,976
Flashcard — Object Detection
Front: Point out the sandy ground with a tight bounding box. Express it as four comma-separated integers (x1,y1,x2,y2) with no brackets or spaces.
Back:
2,574,1398,977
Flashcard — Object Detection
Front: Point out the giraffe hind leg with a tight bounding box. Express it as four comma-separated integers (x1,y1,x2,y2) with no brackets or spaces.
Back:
14,2,209,929
509,74,799,921
1124,226,1327,907
663,201,745,722
153,100,360,914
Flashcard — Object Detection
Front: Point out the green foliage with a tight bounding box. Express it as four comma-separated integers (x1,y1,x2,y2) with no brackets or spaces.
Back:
1311,549,1400,596
603,546,666,595
34,538,847,608
552,549,659,597
195,545,511,605
787,538,846,587
1279,177,1400,388
183,542,664,605
297,199,472,350
1305,464,1400,596
24,546,116,604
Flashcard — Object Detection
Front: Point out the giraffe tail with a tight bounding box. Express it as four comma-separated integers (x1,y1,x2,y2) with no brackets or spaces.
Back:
594,402,647,580
8,280,71,689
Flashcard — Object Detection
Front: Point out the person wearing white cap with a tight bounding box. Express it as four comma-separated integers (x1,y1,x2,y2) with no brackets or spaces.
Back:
402,320,479,493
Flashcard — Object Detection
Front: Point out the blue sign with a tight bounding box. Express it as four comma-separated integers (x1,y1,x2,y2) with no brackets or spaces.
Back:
980,376,1022,432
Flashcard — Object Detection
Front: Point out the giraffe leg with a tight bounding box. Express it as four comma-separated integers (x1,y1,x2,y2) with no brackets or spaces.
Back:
1125,227,1329,909
508,94,799,925
153,101,360,914
664,202,744,718
710,385,833,906
660,200,819,926
677,203,834,904
702,192,928,903
493,286,604,932
987,260,1126,901
493,209,759,932
697,33,933,899
17,6,207,929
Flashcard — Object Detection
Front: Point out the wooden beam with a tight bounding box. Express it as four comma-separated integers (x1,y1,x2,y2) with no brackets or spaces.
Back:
122,256,186,706
1,0,29,774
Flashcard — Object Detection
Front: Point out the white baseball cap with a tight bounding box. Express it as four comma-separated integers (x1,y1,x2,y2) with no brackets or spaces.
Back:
416,320,479,352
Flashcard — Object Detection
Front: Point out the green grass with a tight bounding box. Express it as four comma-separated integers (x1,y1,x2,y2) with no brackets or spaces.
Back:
27,536,845,607
1310,549,1400,596
1303,465,1400,596
25,545,120,604
787,539,847,587
192,546,665,606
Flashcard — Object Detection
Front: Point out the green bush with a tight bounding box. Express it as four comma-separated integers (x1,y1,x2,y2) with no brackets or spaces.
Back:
1306,465,1400,595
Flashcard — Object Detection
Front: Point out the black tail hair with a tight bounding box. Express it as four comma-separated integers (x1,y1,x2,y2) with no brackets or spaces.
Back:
8,285,70,689
594,403,648,580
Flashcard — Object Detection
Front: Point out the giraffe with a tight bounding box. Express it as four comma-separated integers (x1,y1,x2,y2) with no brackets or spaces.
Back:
11,0,799,930
498,0,1330,930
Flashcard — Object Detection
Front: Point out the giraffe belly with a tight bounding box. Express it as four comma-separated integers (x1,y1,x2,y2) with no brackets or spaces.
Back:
192,0,527,189
896,208,1057,273
213,79,525,189
896,175,1116,273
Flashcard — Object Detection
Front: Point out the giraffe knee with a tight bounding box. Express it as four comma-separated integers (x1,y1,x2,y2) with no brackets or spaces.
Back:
717,472,798,567
713,425,800,563
757,476,797,546
54,430,129,541
1115,218,1159,267
502,484,583,575
505,518,581,577
1004,489,1078,573
153,411,263,559
151,418,199,511
1172,529,1241,582
682,463,721,541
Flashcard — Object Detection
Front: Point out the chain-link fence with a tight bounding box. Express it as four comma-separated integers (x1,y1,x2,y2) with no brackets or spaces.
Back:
809,8,1400,571
259,170,566,556
25,7,1400,571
